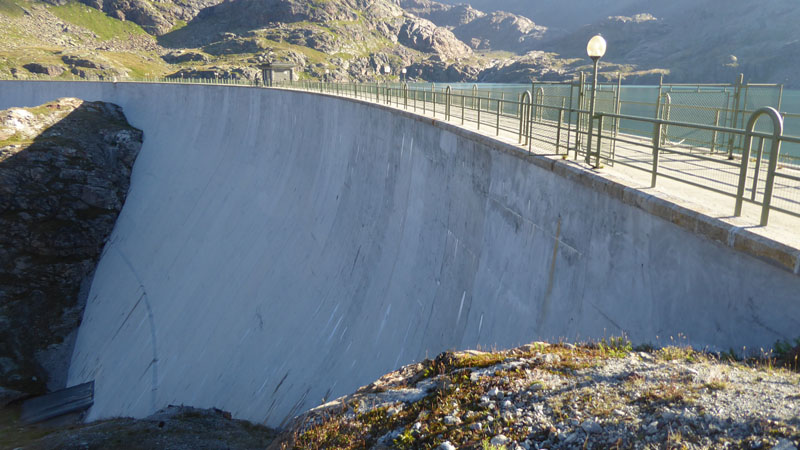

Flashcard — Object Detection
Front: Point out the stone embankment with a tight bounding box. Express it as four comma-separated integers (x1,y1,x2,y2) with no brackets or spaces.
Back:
0,98,142,400
275,341,800,449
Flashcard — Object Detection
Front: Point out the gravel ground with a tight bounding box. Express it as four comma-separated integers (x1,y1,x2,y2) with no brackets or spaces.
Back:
275,341,800,449
2,405,275,450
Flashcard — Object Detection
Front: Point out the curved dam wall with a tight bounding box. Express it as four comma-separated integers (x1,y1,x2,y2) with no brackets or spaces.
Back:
1,82,799,426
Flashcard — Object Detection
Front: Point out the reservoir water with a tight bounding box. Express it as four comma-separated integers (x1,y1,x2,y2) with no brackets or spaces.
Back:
407,82,800,162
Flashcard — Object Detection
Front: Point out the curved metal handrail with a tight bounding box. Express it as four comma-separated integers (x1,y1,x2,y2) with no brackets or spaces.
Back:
734,107,784,225
519,90,532,145
534,87,545,122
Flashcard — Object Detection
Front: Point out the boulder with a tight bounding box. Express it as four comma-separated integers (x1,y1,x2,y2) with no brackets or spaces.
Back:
22,63,65,77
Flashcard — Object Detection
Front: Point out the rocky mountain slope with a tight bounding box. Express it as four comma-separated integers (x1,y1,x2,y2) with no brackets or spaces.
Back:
38,0,222,36
156,0,477,80
397,0,547,54
2,0,798,96
439,0,800,86
0,0,659,84
0,98,142,399
541,0,800,85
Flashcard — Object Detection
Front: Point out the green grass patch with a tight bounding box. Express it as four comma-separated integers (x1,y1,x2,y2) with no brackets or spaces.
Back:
593,336,633,358
0,0,24,17
657,345,702,363
0,48,68,78
100,51,167,78
50,1,148,40
169,19,187,33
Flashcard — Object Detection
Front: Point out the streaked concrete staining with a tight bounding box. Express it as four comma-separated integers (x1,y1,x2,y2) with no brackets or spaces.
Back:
1,82,798,427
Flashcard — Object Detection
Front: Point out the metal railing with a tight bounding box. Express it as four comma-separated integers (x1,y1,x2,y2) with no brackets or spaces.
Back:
4,76,798,226
277,80,800,226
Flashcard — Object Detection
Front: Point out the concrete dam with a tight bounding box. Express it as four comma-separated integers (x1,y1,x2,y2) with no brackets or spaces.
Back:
2,81,799,427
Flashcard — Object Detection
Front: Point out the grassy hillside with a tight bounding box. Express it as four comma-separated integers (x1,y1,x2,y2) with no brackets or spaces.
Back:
50,1,149,41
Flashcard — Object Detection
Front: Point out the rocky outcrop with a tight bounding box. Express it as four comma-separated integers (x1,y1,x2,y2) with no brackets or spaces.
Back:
22,63,65,77
453,11,547,52
78,0,223,35
155,0,476,80
59,53,128,80
476,51,569,83
0,98,142,395
166,65,260,81
161,50,210,64
397,17,471,61
406,59,481,82
397,0,547,53
396,0,484,28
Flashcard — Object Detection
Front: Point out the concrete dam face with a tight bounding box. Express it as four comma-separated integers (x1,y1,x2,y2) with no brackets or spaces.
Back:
2,82,798,427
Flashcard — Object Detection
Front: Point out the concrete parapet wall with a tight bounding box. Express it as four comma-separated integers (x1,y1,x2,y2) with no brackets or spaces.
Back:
1,81,798,426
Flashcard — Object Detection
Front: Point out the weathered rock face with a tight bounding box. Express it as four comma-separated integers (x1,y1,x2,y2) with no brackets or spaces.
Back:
79,0,223,35
476,50,570,83
406,59,481,82
452,11,547,53
166,65,260,81
398,17,472,61
396,0,485,28
22,63,65,77
0,98,142,396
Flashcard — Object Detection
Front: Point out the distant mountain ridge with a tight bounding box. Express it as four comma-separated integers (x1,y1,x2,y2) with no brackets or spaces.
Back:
436,0,800,86
3,0,796,86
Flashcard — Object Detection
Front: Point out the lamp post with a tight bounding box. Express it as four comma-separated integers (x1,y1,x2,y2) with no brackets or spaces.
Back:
585,34,607,166
383,65,391,76
401,68,407,82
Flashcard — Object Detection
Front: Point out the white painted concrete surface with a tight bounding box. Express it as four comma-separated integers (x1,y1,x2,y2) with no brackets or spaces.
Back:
1,82,798,426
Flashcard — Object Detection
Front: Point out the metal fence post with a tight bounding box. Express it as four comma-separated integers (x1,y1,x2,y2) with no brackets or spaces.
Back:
461,95,465,125
651,122,662,187
661,93,671,146
566,78,575,157
445,86,451,120
655,74,663,120
612,72,622,159
535,87,544,122
727,73,744,159
477,97,481,130
528,96,534,152
576,72,586,157
556,99,565,154
496,98,501,136
595,115,604,167
710,110,720,153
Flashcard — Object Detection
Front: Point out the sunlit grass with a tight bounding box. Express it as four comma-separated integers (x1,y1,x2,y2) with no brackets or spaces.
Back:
50,1,147,41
